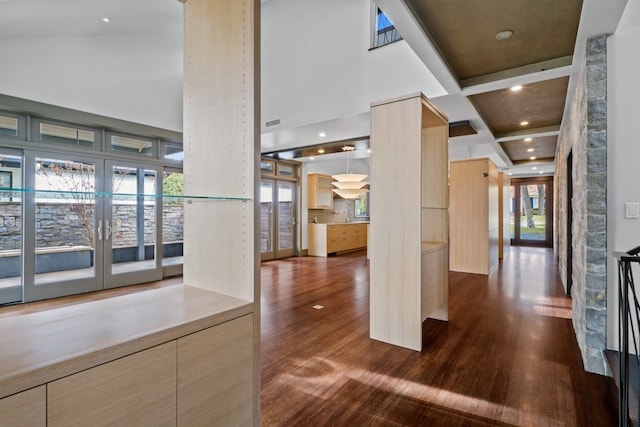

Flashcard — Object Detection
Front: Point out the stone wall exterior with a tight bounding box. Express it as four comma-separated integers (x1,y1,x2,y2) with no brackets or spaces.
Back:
555,35,608,375
0,202,184,250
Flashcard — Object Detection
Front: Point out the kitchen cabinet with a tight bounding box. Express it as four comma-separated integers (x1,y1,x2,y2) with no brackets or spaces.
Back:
449,158,500,275
308,222,368,256
370,93,449,351
0,386,45,427
48,342,177,427
178,314,253,427
0,286,254,427
308,173,334,209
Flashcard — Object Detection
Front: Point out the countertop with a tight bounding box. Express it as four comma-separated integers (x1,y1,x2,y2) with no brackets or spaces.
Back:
309,221,370,225
0,285,252,399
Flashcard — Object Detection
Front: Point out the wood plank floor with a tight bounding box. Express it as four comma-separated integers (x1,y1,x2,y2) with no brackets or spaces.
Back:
260,247,617,426
0,246,617,425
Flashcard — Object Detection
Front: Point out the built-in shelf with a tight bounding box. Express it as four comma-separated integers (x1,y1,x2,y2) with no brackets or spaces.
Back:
0,188,251,202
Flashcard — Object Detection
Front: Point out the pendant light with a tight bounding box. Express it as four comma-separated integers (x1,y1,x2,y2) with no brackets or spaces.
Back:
332,145,368,199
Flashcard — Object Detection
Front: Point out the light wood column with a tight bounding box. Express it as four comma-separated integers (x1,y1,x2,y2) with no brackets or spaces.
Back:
180,0,260,423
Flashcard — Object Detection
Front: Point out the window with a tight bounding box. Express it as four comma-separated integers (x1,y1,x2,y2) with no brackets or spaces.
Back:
164,142,184,162
372,7,402,48
110,134,154,156
0,115,18,137
37,121,97,148
261,160,275,175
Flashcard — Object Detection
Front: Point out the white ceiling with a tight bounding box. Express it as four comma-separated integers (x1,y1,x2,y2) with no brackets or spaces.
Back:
0,0,628,178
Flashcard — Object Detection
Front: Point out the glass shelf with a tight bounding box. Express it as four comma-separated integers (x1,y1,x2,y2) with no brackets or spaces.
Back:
0,187,251,202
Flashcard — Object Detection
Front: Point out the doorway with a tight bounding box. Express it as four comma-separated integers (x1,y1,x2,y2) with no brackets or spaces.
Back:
510,177,554,248
566,151,573,296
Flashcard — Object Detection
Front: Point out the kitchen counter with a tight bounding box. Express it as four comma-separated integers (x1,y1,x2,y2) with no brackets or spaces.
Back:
308,222,368,256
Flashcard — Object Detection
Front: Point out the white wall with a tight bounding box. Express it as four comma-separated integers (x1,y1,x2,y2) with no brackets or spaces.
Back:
607,0,640,350
0,34,183,132
261,0,446,130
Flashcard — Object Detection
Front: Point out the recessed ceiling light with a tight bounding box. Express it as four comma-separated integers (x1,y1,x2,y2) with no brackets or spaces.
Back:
524,137,533,142
530,156,536,160
520,121,529,126
495,30,513,41
318,132,326,138
532,167,538,170
527,148,534,152
309,156,315,161
508,173,513,176
317,148,325,154
510,85,523,92
539,171,544,174
101,17,111,23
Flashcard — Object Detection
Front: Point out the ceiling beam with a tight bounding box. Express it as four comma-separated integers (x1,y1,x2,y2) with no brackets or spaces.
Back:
495,125,561,142
460,56,573,95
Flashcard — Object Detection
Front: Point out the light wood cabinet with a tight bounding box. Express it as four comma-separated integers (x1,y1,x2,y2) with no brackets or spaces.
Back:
0,286,254,427
449,158,500,275
308,173,334,209
308,223,368,256
48,342,177,427
370,93,449,351
0,386,45,427
178,315,254,427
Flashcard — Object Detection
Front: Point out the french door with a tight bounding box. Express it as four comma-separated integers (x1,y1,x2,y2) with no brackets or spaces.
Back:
260,179,296,261
0,149,162,303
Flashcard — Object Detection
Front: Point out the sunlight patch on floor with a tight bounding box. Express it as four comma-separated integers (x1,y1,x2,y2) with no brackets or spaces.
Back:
284,356,561,426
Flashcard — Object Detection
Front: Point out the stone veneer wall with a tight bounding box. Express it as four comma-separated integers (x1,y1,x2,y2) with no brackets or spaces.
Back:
0,202,184,250
555,35,608,374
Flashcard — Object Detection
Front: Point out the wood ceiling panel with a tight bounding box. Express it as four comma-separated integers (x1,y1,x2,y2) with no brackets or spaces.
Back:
405,0,583,80
469,77,569,134
500,136,557,162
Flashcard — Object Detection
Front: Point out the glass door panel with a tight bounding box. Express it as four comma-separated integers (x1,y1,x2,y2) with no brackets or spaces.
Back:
0,149,23,304
24,153,102,301
277,181,295,258
162,170,183,277
260,180,274,260
104,161,161,288
511,178,553,247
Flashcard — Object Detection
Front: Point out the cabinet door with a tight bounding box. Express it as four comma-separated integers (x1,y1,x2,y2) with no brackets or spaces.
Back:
0,385,46,427
48,342,176,427
178,314,254,427
308,174,333,209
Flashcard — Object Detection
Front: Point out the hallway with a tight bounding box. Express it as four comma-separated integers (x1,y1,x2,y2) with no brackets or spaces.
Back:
260,247,617,426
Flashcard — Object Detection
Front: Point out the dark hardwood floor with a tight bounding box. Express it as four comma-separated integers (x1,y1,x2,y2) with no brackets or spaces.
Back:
260,247,617,426
0,247,617,426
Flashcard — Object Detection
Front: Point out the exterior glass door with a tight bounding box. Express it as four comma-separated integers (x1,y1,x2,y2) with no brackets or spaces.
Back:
260,179,296,260
276,181,295,258
0,148,23,304
260,180,274,260
511,177,553,247
104,161,162,288
24,152,103,301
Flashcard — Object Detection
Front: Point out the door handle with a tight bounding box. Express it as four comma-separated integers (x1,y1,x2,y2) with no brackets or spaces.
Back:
105,220,112,241
97,220,103,241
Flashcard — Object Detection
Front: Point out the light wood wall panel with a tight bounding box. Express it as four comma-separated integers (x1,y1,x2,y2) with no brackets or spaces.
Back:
449,158,502,275
182,0,259,303
498,172,511,258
